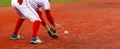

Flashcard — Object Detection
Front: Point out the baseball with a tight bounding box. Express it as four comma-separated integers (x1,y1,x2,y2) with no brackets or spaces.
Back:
64,30,69,34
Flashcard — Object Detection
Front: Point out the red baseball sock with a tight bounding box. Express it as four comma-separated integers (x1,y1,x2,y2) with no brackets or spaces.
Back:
45,10,54,26
32,20,40,38
13,17,25,35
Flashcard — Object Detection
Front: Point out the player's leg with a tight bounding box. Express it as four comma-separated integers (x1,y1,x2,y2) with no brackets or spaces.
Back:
32,20,40,38
13,17,25,35
17,3,44,44
11,0,43,43
11,18,25,40
11,7,25,40
30,20,44,44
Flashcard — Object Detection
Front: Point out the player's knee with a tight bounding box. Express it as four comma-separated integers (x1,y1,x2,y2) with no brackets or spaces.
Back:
34,20,41,23
31,19,41,22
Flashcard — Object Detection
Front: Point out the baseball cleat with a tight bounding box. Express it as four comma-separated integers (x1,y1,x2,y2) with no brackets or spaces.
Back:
48,28,59,38
10,35,23,40
30,38,44,44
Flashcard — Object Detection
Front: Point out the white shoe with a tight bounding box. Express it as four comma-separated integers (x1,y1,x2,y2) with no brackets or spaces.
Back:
30,38,44,44
10,35,23,40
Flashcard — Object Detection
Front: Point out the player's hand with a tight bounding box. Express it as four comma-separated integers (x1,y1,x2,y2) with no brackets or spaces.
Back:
54,24,62,29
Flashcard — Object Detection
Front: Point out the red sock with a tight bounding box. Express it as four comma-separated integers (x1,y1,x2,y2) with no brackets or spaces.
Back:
13,17,25,35
45,10,54,26
32,20,40,38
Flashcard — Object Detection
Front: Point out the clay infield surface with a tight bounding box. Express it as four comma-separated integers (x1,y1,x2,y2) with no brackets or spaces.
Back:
0,0,120,49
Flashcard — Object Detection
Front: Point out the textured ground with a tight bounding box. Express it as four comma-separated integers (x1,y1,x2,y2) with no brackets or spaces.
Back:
0,0,120,49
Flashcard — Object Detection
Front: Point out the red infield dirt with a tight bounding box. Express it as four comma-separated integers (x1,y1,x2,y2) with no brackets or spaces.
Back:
1,0,120,49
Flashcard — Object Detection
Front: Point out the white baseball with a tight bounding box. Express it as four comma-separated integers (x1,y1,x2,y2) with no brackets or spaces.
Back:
64,30,69,34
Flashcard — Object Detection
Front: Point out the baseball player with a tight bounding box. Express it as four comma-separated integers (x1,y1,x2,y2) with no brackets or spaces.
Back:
10,0,60,44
